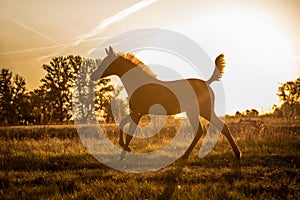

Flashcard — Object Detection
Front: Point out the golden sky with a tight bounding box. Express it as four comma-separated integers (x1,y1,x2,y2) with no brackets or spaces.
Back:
0,0,299,114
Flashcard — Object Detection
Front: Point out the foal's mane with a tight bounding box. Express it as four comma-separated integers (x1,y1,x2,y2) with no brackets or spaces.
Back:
119,52,156,78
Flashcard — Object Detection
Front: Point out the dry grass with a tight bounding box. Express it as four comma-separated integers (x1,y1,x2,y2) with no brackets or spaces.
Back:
0,117,299,199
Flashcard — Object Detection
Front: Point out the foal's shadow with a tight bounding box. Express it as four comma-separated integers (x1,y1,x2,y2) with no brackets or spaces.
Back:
157,157,242,200
157,159,187,200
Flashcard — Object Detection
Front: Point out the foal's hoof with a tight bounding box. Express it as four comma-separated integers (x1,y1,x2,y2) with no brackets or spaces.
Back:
236,152,242,160
119,150,127,161
119,147,131,161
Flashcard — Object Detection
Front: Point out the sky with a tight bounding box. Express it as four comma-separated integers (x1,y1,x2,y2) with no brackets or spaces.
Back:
0,0,299,114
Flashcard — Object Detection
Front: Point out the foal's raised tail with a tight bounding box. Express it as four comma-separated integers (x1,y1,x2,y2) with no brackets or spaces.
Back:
206,54,226,85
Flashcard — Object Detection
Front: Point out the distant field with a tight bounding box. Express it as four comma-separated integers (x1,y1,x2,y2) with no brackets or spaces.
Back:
0,117,299,199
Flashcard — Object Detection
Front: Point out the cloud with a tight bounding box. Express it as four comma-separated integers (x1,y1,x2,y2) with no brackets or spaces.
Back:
0,36,111,56
73,0,158,46
9,17,58,44
36,52,62,62
4,1,158,59
6,16,67,59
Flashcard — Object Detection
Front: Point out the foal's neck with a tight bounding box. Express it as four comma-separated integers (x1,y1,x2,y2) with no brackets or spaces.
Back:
115,58,158,97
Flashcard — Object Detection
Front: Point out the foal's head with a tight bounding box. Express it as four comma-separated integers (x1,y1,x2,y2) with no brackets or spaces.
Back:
90,46,119,81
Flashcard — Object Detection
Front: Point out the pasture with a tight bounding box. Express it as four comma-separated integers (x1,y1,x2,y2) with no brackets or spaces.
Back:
0,117,299,199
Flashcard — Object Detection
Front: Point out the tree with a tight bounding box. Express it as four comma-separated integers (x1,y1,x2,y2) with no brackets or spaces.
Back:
247,109,259,117
0,68,28,125
109,96,129,123
73,58,114,123
0,68,13,125
277,77,300,118
11,74,28,124
27,87,53,125
102,85,125,123
272,104,283,118
41,55,82,123
235,111,242,117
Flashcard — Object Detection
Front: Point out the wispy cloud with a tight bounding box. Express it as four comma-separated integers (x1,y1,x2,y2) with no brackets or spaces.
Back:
73,0,158,46
7,17,66,59
9,17,58,44
37,52,62,62
166,24,177,29
5,0,158,58
0,36,111,56
6,17,110,59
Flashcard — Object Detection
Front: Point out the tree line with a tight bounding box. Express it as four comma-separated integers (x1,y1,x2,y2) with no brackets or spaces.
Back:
275,77,300,119
233,77,300,119
0,55,126,126
1,55,299,126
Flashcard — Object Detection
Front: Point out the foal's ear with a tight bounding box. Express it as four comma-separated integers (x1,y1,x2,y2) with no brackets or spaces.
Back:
109,46,116,55
105,48,109,55
106,46,116,56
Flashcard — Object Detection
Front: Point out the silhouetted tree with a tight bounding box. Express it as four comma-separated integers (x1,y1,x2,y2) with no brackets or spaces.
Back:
248,109,259,117
11,74,28,124
277,77,300,118
73,58,114,123
272,105,283,118
109,96,129,123
102,86,125,123
41,55,82,123
0,68,28,125
0,68,13,125
27,87,53,124
235,111,242,117
1,55,116,125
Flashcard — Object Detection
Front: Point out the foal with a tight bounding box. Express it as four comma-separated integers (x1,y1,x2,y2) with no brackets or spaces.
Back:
91,46,241,160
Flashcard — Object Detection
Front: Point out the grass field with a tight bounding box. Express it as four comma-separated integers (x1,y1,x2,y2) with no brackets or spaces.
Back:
0,117,299,199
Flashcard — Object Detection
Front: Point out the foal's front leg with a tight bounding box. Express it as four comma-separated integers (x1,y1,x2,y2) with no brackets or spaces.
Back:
123,113,141,152
119,113,141,160
118,115,131,147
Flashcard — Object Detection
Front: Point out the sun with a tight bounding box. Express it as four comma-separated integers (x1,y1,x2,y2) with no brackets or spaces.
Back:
169,10,297,114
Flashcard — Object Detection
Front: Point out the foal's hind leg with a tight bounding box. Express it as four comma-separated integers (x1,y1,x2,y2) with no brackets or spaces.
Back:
211,115,242,159
181,112,204,160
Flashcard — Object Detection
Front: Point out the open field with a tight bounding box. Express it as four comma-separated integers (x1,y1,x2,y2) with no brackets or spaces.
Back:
0,117,299,199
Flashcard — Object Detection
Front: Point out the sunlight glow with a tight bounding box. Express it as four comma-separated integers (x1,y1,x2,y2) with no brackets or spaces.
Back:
169,11,297,114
